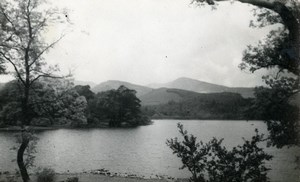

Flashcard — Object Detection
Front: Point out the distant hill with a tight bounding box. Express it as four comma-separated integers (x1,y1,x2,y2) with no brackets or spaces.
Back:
91,78,254,104
148,77,254,98
92,80,153,97
148,77,228,92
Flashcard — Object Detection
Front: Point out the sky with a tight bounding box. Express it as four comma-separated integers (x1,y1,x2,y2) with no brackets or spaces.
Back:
1,0,275,87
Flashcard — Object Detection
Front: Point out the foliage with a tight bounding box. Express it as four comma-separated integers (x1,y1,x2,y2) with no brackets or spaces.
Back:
36,168,55,182
74,85,95,101
0,81,26,125
0,79,88,127
30,78,88,127
73,85,96,124
90,85,150,127
241,23,299,147
142,93,253,120
0,0,67,87
167,123,273,182
240,29,298,74
247,78,299,147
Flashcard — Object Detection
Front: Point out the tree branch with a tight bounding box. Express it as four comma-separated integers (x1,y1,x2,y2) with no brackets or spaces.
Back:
0,6,24,43
30,73,64,86
29,35,65,68
0,44,22,52
193,0,290,14
0,51,26,85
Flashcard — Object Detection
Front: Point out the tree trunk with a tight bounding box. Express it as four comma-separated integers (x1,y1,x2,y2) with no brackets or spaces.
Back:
22,84,31,126
19,81,31,181
17,132,30,182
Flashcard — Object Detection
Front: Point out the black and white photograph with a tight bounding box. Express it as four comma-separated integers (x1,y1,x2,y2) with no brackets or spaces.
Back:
0,0,299,181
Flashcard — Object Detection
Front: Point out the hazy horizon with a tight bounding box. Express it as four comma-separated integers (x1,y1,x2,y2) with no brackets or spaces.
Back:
74,76,257,88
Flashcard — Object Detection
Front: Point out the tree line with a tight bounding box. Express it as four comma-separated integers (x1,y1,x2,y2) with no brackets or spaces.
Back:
0,81,150,128
142,92,254,120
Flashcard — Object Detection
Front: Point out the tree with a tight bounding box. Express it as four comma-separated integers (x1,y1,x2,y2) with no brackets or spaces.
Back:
167,123,273,182
74,85,95,101
192,0,299,147
74,85,96,124
91,85,147,127
0,80,24,126
0,79,88,127
117,85,142,126
0,0,68,181
29,79,87,127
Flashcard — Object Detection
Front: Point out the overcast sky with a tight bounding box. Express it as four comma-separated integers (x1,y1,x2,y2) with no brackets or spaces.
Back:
1,0,274,87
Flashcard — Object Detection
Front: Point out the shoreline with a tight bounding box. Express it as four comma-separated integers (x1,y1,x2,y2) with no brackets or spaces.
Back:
0,120,262,131
0,172,184,182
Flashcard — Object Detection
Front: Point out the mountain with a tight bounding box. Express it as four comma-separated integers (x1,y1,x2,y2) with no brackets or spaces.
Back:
92,80,153,97
148,77,254,98
148,77,229,92
91,77,254,105
140,88,201,105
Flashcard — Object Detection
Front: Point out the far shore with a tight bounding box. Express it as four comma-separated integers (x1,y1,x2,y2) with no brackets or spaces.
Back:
0,119,261,131
0,125,63,131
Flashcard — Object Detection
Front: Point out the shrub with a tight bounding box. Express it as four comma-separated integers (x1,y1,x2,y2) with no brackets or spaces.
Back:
36,168,55,182
166,123,273,182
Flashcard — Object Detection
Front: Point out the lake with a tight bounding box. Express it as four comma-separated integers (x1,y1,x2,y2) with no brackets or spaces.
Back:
0,120,299,182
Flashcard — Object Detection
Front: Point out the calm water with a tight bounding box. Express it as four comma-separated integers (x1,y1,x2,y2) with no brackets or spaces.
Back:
0,120,299,182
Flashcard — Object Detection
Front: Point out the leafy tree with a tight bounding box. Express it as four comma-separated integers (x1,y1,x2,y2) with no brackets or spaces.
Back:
117,85,142,126
30,79,87,127
247,79,299,147
96,89,122,127
74,85,95,101
0,0,68,181
0,79,87,127
192,0,299,147
74,85,96,124
91,85,149,127
0,81,23,125
167,123,273,182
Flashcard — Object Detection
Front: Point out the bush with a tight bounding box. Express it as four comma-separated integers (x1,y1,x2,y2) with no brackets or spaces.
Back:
36,168,55,182
166,123,273,182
